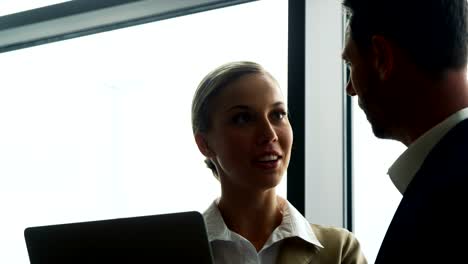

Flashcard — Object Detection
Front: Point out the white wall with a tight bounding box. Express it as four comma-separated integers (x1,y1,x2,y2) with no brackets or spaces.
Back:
305,0,345,228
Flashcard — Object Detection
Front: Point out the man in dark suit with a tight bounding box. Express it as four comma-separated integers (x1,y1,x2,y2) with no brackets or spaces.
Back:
341,0,468,263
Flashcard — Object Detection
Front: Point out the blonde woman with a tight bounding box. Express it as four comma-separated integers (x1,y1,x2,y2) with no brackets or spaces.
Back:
192,61,367,264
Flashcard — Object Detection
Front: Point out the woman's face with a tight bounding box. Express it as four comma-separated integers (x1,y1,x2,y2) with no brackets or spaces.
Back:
199,73,293,192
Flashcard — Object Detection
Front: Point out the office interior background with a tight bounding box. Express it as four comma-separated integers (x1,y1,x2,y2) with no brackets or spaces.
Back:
0,0,416,263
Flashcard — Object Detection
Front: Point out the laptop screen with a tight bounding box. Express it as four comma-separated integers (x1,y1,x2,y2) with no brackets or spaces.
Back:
24,211,214,264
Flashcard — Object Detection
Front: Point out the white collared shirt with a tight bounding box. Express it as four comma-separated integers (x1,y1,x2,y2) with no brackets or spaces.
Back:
388,107,468,194
203,197,323,264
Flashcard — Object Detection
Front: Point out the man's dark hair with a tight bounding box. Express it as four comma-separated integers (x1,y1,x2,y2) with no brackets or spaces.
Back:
343,0,468,75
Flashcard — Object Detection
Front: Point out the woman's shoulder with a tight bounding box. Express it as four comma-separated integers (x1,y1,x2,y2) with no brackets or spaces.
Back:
276,222,367,264
308,224,367,264
310,223,354,244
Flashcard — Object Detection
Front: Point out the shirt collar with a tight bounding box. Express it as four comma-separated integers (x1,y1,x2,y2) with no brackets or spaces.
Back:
202,198,234,242
202,197,323,249
388,107,468,194
267,199,323,248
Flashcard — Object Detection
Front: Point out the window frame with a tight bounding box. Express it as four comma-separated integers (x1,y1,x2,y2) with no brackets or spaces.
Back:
290,0,351,228
0,0,255,53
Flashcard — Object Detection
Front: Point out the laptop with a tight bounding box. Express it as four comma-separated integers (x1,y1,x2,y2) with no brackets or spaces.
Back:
24,211,214,264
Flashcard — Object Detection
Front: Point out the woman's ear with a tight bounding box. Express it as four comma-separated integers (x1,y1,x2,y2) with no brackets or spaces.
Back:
195,133,214,158
371,35,394,81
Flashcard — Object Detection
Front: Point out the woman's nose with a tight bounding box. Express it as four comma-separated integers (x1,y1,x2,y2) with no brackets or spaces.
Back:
257,119,278,145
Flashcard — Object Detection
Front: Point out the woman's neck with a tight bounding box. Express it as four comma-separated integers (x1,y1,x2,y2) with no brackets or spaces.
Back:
218,190,284,251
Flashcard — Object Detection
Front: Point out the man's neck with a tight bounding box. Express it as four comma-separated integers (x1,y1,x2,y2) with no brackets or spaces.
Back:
402,68,468,146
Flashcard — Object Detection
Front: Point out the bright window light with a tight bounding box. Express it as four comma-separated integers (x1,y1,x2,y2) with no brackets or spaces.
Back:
352,101,405,263
0,1,288,263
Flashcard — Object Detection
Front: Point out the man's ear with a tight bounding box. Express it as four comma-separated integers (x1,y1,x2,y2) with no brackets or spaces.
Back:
194,133,214,158
371,35,394,80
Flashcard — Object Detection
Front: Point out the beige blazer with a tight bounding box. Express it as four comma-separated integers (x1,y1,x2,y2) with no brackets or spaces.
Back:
276,224,367,264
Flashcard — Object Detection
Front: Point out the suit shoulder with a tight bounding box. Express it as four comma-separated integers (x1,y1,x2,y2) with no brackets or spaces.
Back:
310,224,367,264
310,223,353,242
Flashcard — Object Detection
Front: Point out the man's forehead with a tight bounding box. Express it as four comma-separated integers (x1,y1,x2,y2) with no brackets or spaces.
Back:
344,21,351,37
343,26,352,47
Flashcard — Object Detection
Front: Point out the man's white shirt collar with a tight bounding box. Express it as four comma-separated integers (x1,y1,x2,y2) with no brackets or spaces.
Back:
388,107,468,194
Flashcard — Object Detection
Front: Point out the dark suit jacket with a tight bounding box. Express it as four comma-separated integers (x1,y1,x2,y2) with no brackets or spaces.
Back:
375,119,468,263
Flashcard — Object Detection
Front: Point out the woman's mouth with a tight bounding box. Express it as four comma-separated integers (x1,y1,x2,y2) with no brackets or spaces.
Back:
253,154,282,169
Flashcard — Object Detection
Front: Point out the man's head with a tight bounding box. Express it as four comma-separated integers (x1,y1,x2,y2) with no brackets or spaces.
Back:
342,0,468,144
343,0,467,76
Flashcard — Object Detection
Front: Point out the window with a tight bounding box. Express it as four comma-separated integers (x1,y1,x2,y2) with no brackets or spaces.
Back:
0,1,288,262
0,0,69,16
352,102,406,263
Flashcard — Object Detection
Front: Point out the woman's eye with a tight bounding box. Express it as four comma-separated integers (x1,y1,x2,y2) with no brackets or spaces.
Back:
272,111,287,121
232,112,251,124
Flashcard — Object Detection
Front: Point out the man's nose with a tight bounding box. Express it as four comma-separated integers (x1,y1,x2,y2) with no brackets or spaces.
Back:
346,79,357,96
